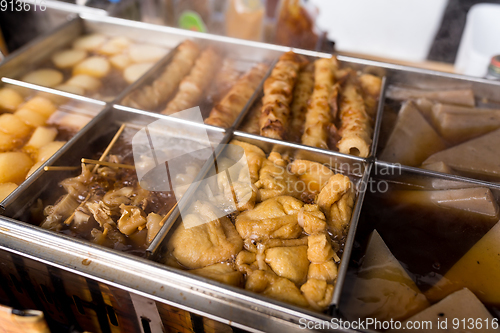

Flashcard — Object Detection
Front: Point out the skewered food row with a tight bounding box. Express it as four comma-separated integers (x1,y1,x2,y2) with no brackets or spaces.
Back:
162,47,222,115
37,126,202,255
241,51,382,158
0,87,93,201
19,33,168,101
205,63,269,128
380,86,500,181
259,52,308,139
164,140,355,311
301,57,338,149
122,40,269,128
123,40,201,111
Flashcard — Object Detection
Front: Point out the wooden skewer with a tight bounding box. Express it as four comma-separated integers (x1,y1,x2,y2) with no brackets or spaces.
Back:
64,124,127,226
92,123,127,172
159,202,178,227
82,158,135,170
64,193,91,225
44,166,79,171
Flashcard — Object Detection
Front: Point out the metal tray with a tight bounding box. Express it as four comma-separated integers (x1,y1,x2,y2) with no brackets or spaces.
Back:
0,103,369,333
236,63,388,161
1,13,500,333
338,160,500,323
375,67,500,187
114,43,277,131
1,105,226,249
0,79,106,209
0,15,179,101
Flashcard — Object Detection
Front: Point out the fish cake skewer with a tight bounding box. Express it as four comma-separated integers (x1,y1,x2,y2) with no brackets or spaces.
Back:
125,40,201,110
289,63,315,142
205,64,269,128
259,51,308,140
301,57,338,149
162,47,222,115
337,75,373,158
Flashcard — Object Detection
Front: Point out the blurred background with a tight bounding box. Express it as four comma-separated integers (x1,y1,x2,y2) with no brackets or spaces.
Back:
1,0,500,76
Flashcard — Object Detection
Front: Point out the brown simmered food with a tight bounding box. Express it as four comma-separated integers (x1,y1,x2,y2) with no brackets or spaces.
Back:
259,51,308,139
240,51,381,158
123,40,201,110
205,63,269,128
164,140,356,311
162,47,222,115
301,57,338,149
38,130,181,255
381,85,500,180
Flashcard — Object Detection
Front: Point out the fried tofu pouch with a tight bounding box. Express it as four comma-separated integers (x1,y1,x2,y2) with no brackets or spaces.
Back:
168,201,243,269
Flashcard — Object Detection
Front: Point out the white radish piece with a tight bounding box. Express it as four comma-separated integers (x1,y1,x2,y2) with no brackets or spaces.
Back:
54,84,85,96
0,152,33,184
0,182,18,201
26,161,44,178
128,45,167,63
21,69,63,87
73,56,110,78
0,88,24,112
37,141,66,163
15,108,48,127
22,96,57,118
73,34,107,51
52,49,87,68
124,63,154,84
66,74,101,91
110,54,131,70
98,37,130,56
0,114,32,138
25,127,57,149
51,113,91,131
0,132,16,151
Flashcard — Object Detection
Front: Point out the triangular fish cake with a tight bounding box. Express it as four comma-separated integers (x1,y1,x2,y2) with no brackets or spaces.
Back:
423,128,500,179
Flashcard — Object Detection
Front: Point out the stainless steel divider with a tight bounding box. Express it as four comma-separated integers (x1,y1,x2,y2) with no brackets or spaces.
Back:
369,76,387,158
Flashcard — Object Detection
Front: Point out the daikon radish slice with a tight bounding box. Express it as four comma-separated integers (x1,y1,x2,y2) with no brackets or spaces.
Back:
129,44,167,63
26,161,44,178
124,63,154,84
67,74,101,91
22,96,57,118
0,114,32,138
73,34,107,51
0,88,24,112
0,152,33,184
73,56,110,78
110,54,131,70
0,182,18,201
52,49,87,68
15,108,48,127
36,141,66,163
25,127,57,149
21,69,63,87
54,84,85,96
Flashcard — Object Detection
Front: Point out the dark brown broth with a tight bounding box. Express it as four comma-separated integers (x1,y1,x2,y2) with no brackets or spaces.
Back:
340,179,500,319
37,131,178,256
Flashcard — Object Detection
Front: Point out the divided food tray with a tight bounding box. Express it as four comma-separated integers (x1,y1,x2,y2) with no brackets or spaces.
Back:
0,13,500,333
